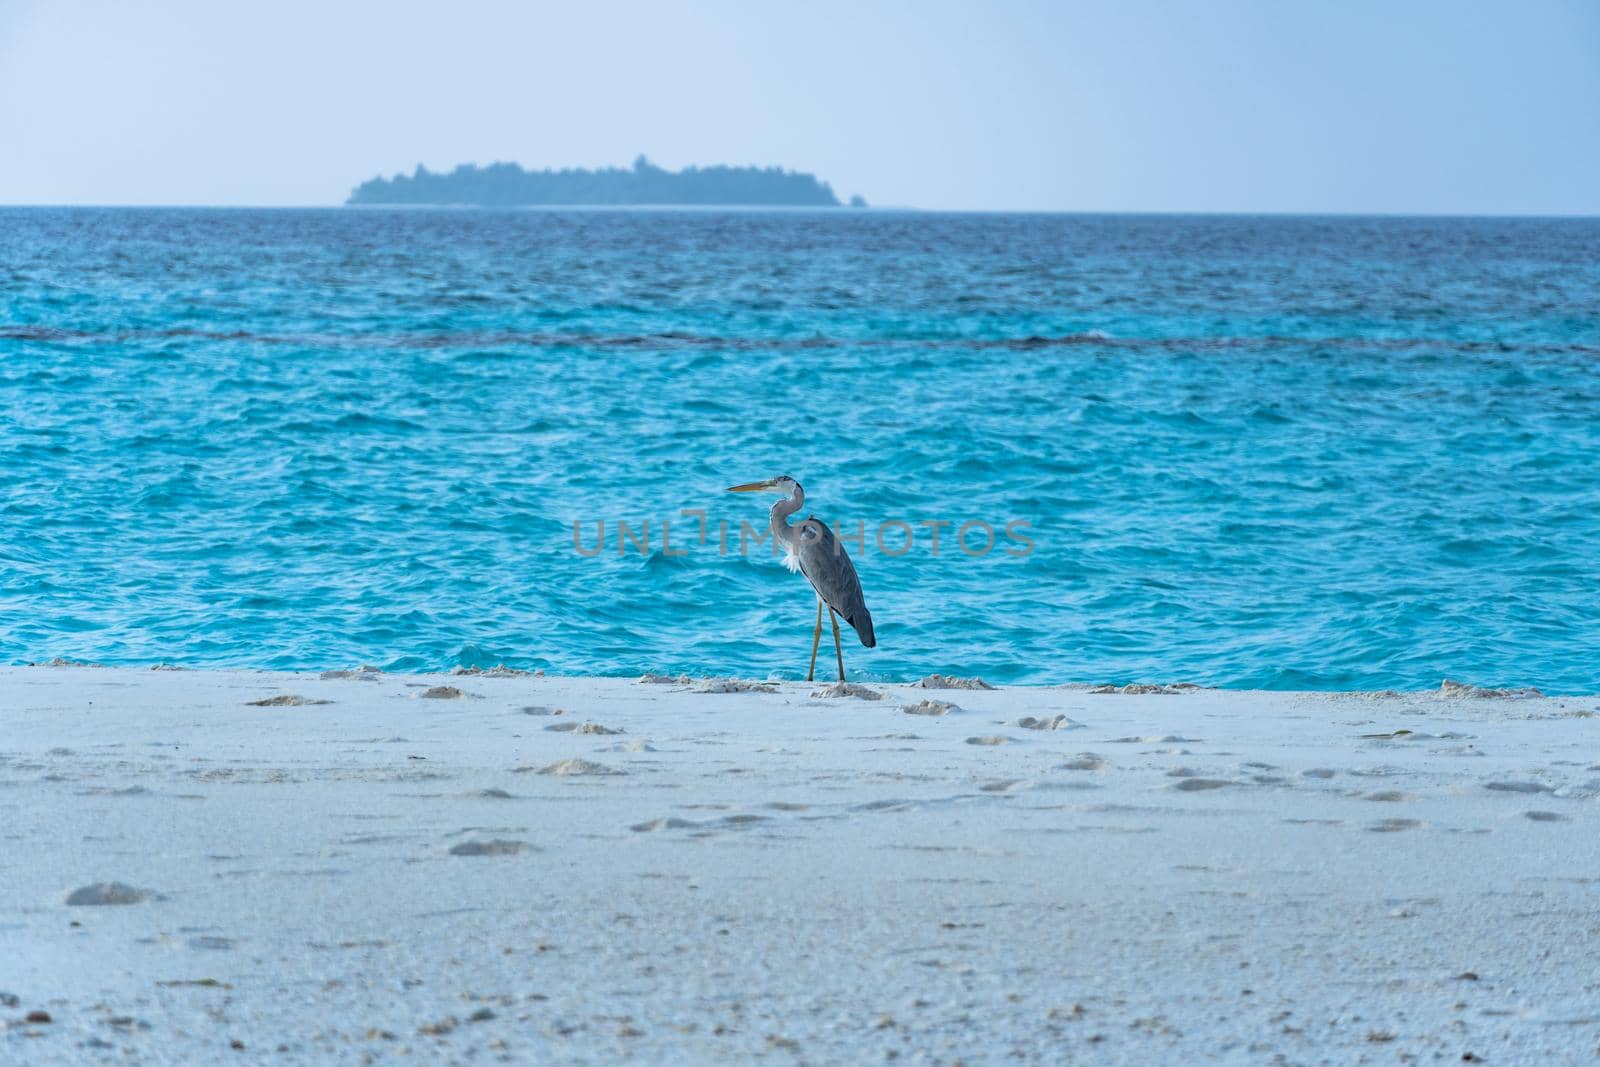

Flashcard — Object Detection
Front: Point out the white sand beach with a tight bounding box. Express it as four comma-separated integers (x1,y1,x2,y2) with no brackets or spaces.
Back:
3,666,1597,1064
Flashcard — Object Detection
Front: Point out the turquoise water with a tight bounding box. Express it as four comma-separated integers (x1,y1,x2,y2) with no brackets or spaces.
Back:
3,208,1598,690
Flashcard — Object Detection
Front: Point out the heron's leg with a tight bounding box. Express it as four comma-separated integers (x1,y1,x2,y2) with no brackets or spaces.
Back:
806,597,824,682
830,608,845,682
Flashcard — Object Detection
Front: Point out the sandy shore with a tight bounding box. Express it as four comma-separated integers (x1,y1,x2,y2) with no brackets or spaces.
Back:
2,667,1597,1064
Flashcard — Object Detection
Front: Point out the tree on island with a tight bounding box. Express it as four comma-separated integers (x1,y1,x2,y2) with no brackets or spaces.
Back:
346,155,861,207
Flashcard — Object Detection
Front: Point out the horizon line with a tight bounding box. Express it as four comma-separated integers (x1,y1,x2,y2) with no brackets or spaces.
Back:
2,203,1599,220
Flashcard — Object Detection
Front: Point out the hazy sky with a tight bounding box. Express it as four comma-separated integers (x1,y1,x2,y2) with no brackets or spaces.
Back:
3,0,1597,212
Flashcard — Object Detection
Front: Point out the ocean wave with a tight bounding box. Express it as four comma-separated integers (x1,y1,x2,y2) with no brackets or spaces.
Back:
3,322,1596,357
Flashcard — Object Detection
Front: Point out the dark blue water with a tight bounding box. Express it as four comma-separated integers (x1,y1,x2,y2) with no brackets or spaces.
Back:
3,208,1597,690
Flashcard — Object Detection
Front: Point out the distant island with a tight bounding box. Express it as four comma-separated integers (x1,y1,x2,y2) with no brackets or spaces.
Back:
346,155,865,208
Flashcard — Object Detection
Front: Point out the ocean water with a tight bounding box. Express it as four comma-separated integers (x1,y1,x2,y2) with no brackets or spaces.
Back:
3,207,1598,691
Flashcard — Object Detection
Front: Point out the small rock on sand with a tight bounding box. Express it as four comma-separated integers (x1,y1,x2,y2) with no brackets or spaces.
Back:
66,882,156,906
810,682,883,700
918,674,995,690
524,758,623,777
420,686,465,699
245,694,332,707
449,839,531,857
903,700,955,716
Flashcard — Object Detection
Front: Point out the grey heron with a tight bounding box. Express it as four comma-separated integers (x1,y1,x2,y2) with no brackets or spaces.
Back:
728,476,876,681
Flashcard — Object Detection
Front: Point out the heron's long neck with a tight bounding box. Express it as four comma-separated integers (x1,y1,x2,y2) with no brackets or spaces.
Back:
770,484,804,547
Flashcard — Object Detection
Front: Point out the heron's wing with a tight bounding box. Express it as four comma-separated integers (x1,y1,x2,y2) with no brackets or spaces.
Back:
795,519,876,648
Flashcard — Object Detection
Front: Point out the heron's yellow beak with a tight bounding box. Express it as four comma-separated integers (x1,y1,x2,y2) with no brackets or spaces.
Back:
727,479,779,493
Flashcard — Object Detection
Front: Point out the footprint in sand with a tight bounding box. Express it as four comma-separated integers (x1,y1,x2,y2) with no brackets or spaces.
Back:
811,682,883,700
245,695,331,707
918,674,995,690
630,817,696,832
696,679,778,694
1059,754,1107,772
187,935,235,951
520,759,624,777
904,700,956,717
1524,810,1569,822
449,839,532,856
1172,778,1235,792
965,736,1010,746
1484,781,1553,794
1369,818,1423,832
545,722,622,735
1017,715,1082,731
1301,768,1338,779
66,882,159,906
1364,790,1415,802
420,686,466,700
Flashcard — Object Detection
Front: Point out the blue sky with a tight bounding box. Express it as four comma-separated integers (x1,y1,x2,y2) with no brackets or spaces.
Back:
2,0,1596,212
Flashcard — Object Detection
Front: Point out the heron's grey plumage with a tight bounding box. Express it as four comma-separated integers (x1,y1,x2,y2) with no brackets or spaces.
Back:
766,479,876,648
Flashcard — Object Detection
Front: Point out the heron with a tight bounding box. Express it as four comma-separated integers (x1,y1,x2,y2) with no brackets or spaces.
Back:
727,476,875,681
